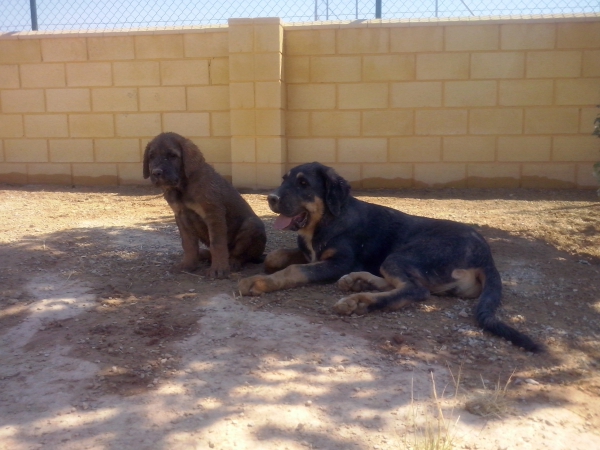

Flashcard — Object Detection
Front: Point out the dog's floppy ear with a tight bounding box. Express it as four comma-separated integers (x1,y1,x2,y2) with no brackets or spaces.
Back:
142,140,152,179
179,135,205,180
321,166,350,216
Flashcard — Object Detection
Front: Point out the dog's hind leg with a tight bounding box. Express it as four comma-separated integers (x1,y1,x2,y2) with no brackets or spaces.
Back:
229,217,267,271
337,272,394,293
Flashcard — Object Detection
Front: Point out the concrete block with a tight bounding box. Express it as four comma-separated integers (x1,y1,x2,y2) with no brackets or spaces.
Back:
288,138,335,163
73,163,118,185
188,85,230,111
337,28,389,54
1,89,45,113
255,109,283,136
88,36,135,60
210,112,231,137
311,56,361,82
415,110,467,135
0,65,19,88
27,163,72,185
471,52,525,79
361,163,413,188
231,137,256,163
5,139,48,162
213,163,232,181
524,108,580,134
311,111,360,137
184,32,229,58
338,138,387,163
445,25,499,51
326,164,361,188
285,29,335,55
467,163,520,188
161,60,209,86
0,115,24,138
553,136,599,161
118,163,147,185
469,108,523,134
95,139,141,162
21,63,65,88
256,163,285,189
285,111,310,137
526,51,582,78
390,137,441,162
92,88,138,112
362,111,413,136
284,56,309,83
414,163,467,188
254,53,282,81
256,81,283,109
363,55,415,82
25,114,68,137
231,163,257,188
41,38,86,62
500,24,555,50
390,26,443,52
392,82,442,108
229,82,255,109
69,114,114,137
499,80,553,106
254,23,283,53
0,40,41,64
256,137,285,163
288,84,335,110
163,112,210,137
210,57,229,85
67,62,112,87
0,163,27,184
583,50,600,77
522,163,576,188
555,79,600,105
338,83,388,109
139,87,186,111
116,113,161,137
498,136,551,161
47,88,91,112
416,53,469,80
442,136,495,162
577,163,599,187
230,110,256,135
229,24,254,53
49,139,94,162
229,53,255,82
557,22,600,49
580,107,599,133
191,137,231,163
114,61,160,86
135,35,184,59
444,81,497,107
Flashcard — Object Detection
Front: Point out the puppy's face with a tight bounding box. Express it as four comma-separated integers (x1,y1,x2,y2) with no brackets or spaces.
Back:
144,134,184,188
267,162,349,231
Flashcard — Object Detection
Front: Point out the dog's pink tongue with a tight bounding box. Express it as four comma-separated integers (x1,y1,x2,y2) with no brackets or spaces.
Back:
273,214,293,230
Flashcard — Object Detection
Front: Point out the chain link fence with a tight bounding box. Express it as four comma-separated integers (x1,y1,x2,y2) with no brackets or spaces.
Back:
2,0,599,32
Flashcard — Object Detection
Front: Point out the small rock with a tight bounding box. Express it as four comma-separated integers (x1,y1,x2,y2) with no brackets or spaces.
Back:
458,309,469,318
336,365,345,372
525,378,540,385
305,400,312,407
208,441,214,449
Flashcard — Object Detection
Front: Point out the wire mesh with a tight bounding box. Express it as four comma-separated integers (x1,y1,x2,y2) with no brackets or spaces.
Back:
1,1,599,33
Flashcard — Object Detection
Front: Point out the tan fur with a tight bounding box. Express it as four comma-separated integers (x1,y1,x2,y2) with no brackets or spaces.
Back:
264,248,308,274
239,264,311,295
298,197,325,262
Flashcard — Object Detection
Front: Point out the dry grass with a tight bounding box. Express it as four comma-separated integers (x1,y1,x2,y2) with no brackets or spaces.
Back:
464,373,515,419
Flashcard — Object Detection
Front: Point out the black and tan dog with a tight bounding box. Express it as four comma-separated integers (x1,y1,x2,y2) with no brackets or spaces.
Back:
144,132,266,279
239,162,542,352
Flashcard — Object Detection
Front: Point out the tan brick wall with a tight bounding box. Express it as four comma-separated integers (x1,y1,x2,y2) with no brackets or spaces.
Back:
1,16,599,188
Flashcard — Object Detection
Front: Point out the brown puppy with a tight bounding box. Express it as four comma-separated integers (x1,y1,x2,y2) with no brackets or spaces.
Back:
143,132,266,278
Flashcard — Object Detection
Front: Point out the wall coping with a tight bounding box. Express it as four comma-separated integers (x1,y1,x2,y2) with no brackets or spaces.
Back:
1,13,598,40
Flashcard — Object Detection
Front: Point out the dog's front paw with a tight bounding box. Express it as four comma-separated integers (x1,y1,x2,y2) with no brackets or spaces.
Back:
333,294,370,316
206,263,230,279
174,260,199,272
337,274,368,292
238,275,275,296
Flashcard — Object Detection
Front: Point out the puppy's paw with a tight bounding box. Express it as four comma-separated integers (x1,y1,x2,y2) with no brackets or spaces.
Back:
333,294,370,316
206,263,230,279
174,260,199,272
238,275,274,296
337,274,368,292
333,296,358,315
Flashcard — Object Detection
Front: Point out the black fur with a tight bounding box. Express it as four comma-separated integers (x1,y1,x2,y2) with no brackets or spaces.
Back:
242,162,542,353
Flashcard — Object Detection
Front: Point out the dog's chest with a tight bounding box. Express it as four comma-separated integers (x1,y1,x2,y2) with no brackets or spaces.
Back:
184,202,207,219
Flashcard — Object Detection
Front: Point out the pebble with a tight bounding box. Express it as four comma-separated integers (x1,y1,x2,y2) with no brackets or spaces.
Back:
305,400,312,407
525,378,540,385
459,309,469,318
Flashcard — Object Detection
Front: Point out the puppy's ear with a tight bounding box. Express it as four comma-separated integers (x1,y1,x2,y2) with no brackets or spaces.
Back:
142,140,151,179
321,166,350,216
179,136,205,179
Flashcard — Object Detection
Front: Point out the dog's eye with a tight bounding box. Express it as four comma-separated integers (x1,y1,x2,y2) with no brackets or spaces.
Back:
298,178,309,187
167,153,178,159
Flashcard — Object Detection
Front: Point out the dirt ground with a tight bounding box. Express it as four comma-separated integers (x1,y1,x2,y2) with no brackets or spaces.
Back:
0,183,599,450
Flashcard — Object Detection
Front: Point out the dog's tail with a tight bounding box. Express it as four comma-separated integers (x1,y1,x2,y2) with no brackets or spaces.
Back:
475,263,544,353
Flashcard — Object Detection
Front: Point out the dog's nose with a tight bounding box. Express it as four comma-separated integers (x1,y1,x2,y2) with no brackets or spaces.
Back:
267,193,279,210
151,168,163,177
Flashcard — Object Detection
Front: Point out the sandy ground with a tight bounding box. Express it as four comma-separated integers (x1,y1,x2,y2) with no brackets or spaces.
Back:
0,184,599,450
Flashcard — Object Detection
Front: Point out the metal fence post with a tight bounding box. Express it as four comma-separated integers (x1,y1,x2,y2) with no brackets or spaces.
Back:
375,0,382,18
30,0,38,30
